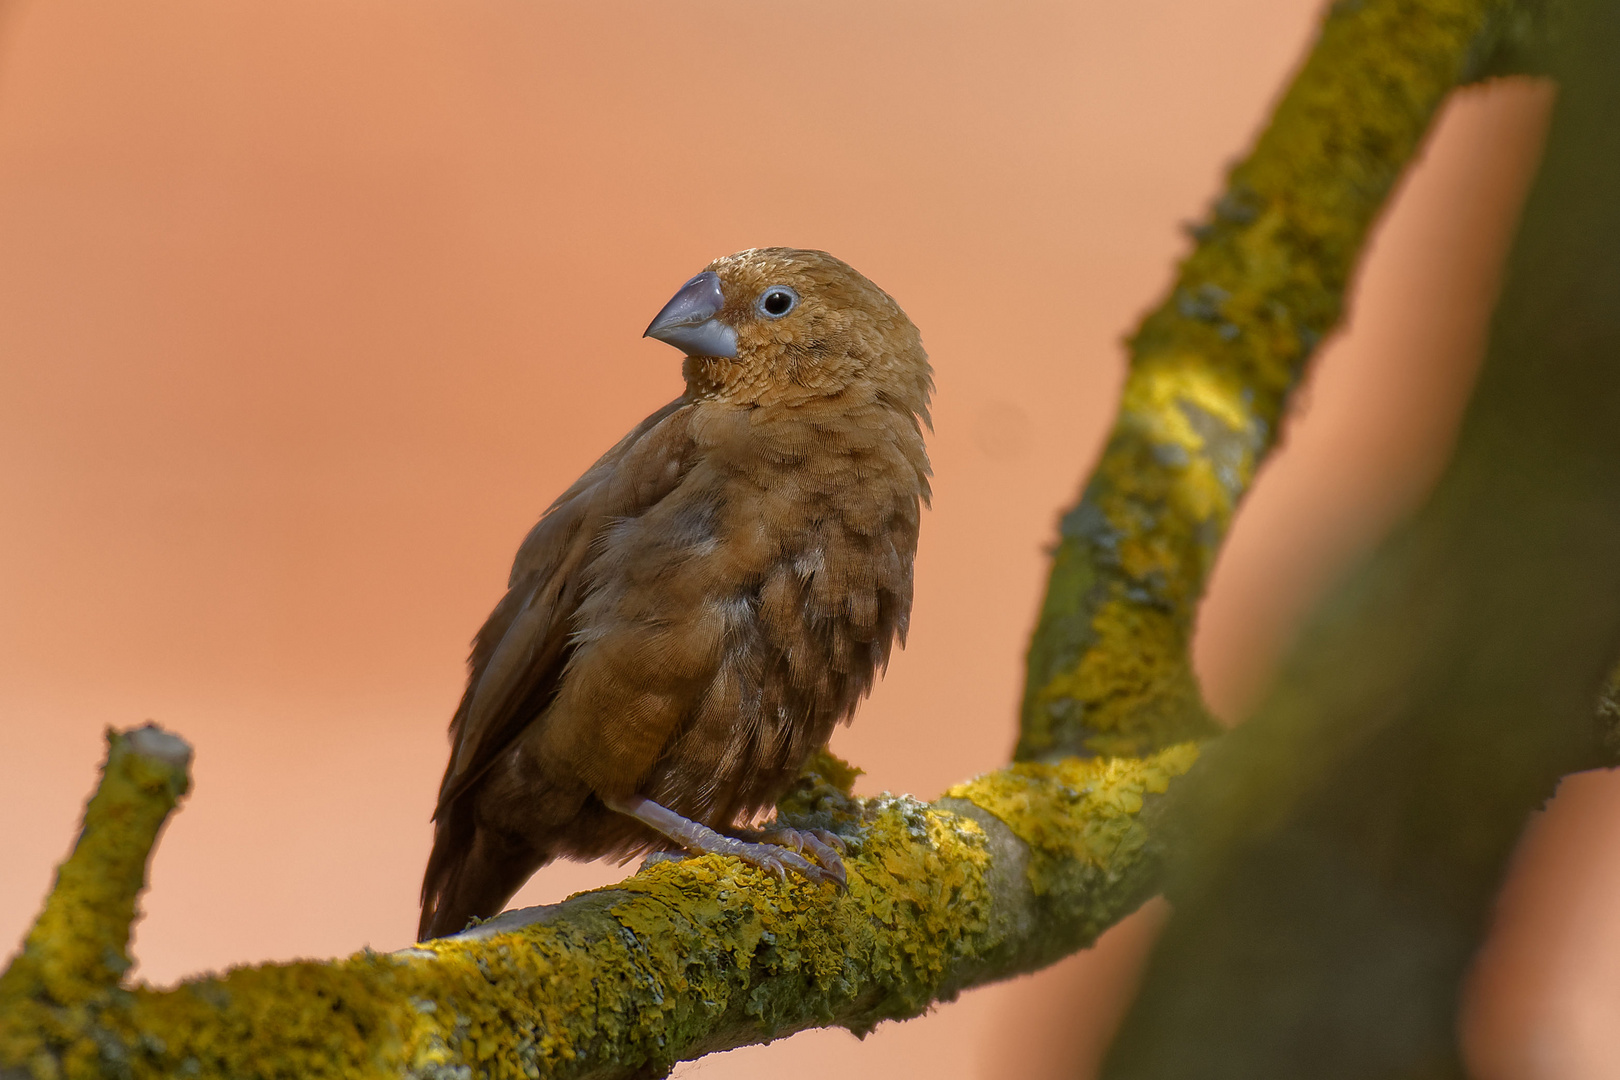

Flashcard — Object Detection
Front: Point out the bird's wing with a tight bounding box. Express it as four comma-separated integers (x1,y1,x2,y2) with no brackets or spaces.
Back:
432,397,696,817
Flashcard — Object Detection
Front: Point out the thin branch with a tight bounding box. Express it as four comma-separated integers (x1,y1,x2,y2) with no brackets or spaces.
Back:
0,727,191,1078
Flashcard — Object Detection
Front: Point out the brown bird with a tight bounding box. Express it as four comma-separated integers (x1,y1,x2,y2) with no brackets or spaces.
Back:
418,247,932,941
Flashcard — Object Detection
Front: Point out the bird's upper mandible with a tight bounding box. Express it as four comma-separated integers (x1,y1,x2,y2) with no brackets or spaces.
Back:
643,271,737,358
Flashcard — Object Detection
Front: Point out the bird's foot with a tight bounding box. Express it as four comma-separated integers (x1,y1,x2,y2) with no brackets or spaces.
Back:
611,795,843,888
731,825,847,887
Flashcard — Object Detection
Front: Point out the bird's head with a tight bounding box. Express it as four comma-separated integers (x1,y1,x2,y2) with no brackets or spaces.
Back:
644,248,931,419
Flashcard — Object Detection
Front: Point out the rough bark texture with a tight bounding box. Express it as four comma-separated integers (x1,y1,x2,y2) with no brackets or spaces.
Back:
0,0,1560,1077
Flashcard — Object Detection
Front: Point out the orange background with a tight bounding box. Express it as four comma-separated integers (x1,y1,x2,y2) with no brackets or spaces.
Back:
0,2,1609,1077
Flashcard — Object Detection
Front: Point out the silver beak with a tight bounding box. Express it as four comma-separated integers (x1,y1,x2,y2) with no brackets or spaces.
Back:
643,271,739,358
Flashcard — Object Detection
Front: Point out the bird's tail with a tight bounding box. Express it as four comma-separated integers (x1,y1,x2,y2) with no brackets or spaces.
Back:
418,805,546,941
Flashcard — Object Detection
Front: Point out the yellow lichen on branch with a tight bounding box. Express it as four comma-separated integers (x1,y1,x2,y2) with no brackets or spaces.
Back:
1017,0,1516,761
1,739,1181,1080
948,744,1199,897
0,726,191,1080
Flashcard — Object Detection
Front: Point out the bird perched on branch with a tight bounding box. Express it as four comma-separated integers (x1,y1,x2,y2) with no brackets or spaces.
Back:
419,248,932,941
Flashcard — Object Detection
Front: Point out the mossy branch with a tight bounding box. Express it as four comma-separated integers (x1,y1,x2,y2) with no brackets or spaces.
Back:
1102,5,1620,1067
0,0,1542,1077
0,727,191,1080
0,739,1197,1079
1017,0,1516,760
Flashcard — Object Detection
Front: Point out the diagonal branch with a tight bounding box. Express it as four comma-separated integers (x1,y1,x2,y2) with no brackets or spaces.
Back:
1101,8,1620,1066
0,727,191,1079
1018,0,1519,761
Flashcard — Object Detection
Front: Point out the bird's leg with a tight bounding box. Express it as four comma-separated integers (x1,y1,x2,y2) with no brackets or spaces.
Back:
728,825,847,885
608,795,843,887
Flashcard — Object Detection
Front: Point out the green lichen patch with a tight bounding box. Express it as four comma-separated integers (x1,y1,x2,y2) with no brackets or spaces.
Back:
947,745,1200,897
802,748,863,797
600,790,995,1055
1028,362,1259,756
40,791,994,1080
7,729,191,1005
1041,600,1212,758
0,727,193,1079
125,955,435,1080
774,748,866,823
1018,361,1263,757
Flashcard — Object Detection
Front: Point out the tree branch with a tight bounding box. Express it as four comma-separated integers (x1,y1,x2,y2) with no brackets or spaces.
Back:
0,726,191,1080
1,742,1197,1079
1101,6,1620,1067
1017,0,1516,760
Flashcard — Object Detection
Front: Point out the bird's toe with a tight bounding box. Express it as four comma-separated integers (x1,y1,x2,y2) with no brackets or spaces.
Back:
738,826,847,888
799,835,848,888
772,829,806,853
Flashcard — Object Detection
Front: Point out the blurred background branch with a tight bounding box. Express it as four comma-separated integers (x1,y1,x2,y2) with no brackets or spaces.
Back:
1101,1,1620,1074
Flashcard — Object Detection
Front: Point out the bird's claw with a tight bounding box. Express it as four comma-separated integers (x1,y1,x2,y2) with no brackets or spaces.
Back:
644,832,838,886
737,826,848,888
726,837,834,886
616,796,848,889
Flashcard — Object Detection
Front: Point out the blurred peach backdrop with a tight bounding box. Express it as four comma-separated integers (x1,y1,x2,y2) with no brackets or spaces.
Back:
0,2,1609,1077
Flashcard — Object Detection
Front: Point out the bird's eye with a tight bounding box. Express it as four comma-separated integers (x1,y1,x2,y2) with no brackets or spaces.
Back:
757,286,798,319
